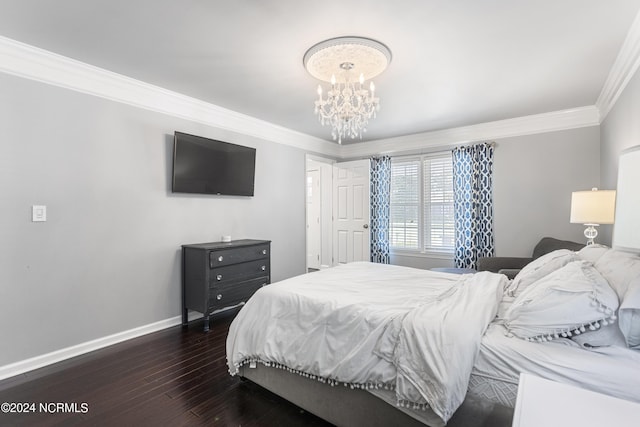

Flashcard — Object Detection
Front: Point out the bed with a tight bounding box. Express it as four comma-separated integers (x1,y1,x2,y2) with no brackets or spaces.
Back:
226,244,640,426
226,145,640,426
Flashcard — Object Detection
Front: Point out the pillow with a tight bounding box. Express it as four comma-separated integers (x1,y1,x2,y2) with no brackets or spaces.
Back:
619,277,640,349
506,249,577,296
571,323,627,349
594,249,640,300
504,260,619,342
577,244,609,264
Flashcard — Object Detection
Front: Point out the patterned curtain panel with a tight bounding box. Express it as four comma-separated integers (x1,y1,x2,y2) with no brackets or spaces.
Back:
370,156,392,264
452,143,495,269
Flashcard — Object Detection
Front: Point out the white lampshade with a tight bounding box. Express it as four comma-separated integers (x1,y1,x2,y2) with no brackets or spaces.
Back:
570,188,616,225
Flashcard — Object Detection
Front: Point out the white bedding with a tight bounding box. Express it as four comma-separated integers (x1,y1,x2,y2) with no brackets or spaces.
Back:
226,262,506,423
473,322,640,405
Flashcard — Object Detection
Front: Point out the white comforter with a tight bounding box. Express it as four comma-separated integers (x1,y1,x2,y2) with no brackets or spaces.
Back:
226,262,506,422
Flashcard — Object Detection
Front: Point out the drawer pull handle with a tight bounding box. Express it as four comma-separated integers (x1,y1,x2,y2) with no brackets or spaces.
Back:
261,265,266,271
216,274,223,281
262,249,267,255
216,294,223,300
218,255,224,262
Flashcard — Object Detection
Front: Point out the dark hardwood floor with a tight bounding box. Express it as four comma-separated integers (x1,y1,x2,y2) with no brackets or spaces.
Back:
0,311,333,426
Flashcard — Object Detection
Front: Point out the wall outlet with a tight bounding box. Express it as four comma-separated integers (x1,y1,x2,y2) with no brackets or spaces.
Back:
32,205,47,222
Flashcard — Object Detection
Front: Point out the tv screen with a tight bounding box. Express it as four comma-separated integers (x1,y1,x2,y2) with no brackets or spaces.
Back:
172,131,256,196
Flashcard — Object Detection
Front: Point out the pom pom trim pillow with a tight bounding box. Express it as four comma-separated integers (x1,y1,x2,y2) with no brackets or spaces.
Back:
594,249,640,301
506,249,577,297
504,260,619,342
570,323,627,349
576,244,609,264
619,277,640,349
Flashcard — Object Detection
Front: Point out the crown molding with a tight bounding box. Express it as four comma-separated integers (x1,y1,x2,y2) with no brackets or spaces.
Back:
0,36,340,158
339,106,600,158
597,10,640,120
0,35,619,161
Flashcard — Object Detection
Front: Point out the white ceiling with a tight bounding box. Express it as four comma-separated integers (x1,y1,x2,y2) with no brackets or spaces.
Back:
1,0,639,144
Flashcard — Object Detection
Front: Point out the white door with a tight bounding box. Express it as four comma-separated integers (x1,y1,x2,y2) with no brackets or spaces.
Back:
306,169,321,270
332,159,370,265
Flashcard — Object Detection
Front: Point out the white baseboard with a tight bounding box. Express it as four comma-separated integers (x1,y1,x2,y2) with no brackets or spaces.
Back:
0,307,243,382
0,315,188,381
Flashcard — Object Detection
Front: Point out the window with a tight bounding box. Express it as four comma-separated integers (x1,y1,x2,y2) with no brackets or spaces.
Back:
390,153,454,253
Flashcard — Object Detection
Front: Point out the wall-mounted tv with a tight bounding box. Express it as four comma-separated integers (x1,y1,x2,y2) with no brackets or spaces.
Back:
172,131,256,196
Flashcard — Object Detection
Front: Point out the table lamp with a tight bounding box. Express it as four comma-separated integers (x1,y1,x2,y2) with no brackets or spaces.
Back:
570,188,616,245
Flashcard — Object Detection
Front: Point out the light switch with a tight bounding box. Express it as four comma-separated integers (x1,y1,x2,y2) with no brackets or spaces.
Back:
32,205,47,222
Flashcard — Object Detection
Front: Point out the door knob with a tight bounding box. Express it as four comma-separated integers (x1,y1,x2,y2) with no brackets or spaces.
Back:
363,224,369,229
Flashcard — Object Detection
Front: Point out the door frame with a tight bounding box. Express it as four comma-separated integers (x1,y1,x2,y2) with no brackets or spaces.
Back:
306,168,321,269
305,154,335,272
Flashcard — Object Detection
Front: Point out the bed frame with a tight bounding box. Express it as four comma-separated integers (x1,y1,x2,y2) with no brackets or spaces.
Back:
239,364,514,427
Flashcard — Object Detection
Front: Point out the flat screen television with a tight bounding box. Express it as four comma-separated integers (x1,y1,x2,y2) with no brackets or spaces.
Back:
172,131,256,196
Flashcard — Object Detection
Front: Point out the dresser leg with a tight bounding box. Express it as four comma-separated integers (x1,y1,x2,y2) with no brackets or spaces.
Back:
182,307,188,328
203,315,210,332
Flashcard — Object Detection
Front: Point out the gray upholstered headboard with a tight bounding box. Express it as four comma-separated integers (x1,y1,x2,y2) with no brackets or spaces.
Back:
613,145,640,254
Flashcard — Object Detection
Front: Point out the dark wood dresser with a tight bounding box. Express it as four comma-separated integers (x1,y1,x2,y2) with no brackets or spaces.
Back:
181,239,271,332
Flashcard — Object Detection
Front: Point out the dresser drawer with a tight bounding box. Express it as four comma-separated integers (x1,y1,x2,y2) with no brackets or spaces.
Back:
209,277,267,311
210,259,269,284
209,244,269,268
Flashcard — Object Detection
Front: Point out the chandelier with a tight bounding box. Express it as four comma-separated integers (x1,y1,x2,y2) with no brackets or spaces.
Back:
303,37,392,143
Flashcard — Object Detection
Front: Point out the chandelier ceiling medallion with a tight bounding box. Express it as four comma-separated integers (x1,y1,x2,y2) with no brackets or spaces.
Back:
303,36,392,144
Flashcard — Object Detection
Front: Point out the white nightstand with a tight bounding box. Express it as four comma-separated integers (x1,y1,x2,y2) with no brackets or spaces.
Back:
512,373,640,427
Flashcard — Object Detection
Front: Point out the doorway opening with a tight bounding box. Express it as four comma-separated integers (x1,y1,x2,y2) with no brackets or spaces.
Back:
305,155,371,272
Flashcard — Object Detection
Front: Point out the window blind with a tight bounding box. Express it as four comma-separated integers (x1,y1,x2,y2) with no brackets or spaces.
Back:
390,154,454,252
390,159,420,249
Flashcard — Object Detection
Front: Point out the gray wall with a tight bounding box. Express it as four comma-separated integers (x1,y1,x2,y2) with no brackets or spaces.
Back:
392,126,601,268
493,126,601,255
0,73,306,366
600,67,640,245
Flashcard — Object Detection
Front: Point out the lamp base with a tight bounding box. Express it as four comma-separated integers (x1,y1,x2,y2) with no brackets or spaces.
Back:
584,223,600,246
